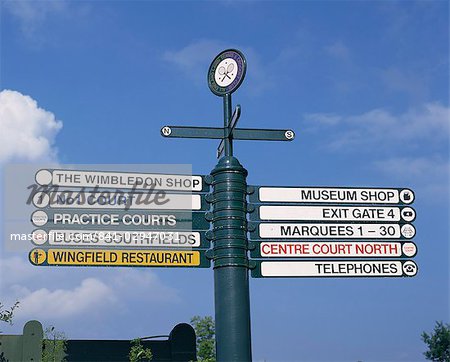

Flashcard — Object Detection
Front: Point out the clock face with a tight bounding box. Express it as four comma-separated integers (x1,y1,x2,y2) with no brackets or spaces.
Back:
208,49,246,96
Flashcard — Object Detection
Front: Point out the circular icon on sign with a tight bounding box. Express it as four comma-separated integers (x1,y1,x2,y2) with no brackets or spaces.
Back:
32,229,48,245
31,210,48,227
401,207,416,222
215,59,238,88
35,169,52,186
284,130,295,140
208,49,247,96
402,260,418,277
402,242,417,257
32,192,50,208
29,248,46,265
399,189,414,204
161,126,172,137
401,224,416,239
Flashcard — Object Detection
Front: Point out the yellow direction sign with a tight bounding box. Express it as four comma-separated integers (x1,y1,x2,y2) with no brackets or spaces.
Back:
29,248,210,268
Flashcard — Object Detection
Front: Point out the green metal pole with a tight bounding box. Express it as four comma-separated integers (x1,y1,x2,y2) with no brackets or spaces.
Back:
210,155,252,362
223,94,233,156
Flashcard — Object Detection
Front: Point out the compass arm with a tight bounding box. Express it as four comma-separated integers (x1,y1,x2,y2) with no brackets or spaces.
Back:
217,138,225,158
161,126,295,142
228,104,241,133
233,128,295,141
161,126,223,139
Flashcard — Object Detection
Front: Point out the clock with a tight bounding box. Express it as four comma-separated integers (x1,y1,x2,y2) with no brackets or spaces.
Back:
208,49,247,96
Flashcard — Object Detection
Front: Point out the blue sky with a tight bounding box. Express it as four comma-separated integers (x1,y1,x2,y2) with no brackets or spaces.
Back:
0,1,448,361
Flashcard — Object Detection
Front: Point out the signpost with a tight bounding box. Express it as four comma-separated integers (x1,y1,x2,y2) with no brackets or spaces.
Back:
29,248,210,268
27,49,419,362
252,222,415,239
161,126,294,141
250,241,417,258
31,229,207,248
251,260,418,278
30,166,212,272
31,210,209,230
35,169,206,191
32,191,206,210
250,205,416,222
249,181,417,278
250,186,415,204
249,184,417,280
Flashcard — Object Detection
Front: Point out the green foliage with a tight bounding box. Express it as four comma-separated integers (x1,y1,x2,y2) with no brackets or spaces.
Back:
0,302,19,361
129,338,152,362
190,316,215,362
0,301,19,325
422,321,450,362
42,326,67,362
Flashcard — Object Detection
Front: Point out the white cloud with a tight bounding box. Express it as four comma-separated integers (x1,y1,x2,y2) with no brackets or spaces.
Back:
303,103,449,200
111,269,180,303
381,67,429,101
163,39,222,71
325,40,350,61
0,90,63,164
374,156,449,202
374,156,448,180
303,102,449,150
0,254,180,325
13,278,116,320
163,40,274,95
0,256,35,285
3,0,68,41
163,39,226,84
303,113,343,126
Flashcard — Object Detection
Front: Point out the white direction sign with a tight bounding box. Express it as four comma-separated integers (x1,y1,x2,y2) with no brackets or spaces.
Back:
255,223,416,239
31,210,209,230
32,229,202,248
256,241,417,258
257,205,416,222
35,169,204,192
254,260,418,278
32,191,202,210
255,187,414,204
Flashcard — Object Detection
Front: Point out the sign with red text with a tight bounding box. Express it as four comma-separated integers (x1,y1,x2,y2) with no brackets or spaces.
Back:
250,241,417,258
